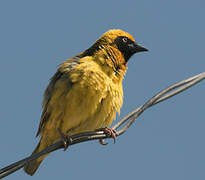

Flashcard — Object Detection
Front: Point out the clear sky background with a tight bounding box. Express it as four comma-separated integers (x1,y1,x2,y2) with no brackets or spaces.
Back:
0,0,205,180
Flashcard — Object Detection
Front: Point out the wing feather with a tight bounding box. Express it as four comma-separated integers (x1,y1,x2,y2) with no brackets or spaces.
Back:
36,57,80,136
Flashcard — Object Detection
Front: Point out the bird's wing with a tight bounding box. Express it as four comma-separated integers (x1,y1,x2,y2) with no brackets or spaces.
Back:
36,57,80,137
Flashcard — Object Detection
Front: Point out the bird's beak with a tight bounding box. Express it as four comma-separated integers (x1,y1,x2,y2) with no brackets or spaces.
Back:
133,42,148,53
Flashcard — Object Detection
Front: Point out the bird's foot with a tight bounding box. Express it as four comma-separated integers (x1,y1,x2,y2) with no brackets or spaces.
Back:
97,127,117,145
57,128,72,151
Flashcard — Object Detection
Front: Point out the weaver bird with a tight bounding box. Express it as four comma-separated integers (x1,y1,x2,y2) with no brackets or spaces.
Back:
24,29,148,175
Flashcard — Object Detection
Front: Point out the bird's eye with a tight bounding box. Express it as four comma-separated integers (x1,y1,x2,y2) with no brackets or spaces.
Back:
122,37,128,43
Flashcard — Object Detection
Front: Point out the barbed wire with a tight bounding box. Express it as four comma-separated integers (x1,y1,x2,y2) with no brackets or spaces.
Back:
0,72,204,179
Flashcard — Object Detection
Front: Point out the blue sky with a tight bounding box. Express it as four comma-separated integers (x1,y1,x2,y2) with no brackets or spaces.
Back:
0,0,205,180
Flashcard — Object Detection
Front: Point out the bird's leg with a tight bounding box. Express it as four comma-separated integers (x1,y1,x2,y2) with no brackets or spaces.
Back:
57,128,72,151
97,127,117,145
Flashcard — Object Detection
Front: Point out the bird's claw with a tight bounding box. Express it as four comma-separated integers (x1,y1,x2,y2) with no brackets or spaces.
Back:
98,127,117,145
99,139,108,146
57,128,72,151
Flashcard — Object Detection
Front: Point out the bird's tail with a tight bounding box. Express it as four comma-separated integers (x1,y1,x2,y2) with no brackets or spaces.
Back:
24,139,49,176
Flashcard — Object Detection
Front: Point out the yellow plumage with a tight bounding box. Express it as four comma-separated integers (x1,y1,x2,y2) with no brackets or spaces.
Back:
24,29,148,175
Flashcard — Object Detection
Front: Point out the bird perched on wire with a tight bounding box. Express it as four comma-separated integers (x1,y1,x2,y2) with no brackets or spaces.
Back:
24,29,148,175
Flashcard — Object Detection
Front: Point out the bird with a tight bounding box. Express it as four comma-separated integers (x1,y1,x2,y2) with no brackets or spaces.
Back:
24,29,148,175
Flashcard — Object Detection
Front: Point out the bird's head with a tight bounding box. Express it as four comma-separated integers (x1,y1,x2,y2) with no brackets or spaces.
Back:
79,29,148,80
100,29,148,62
